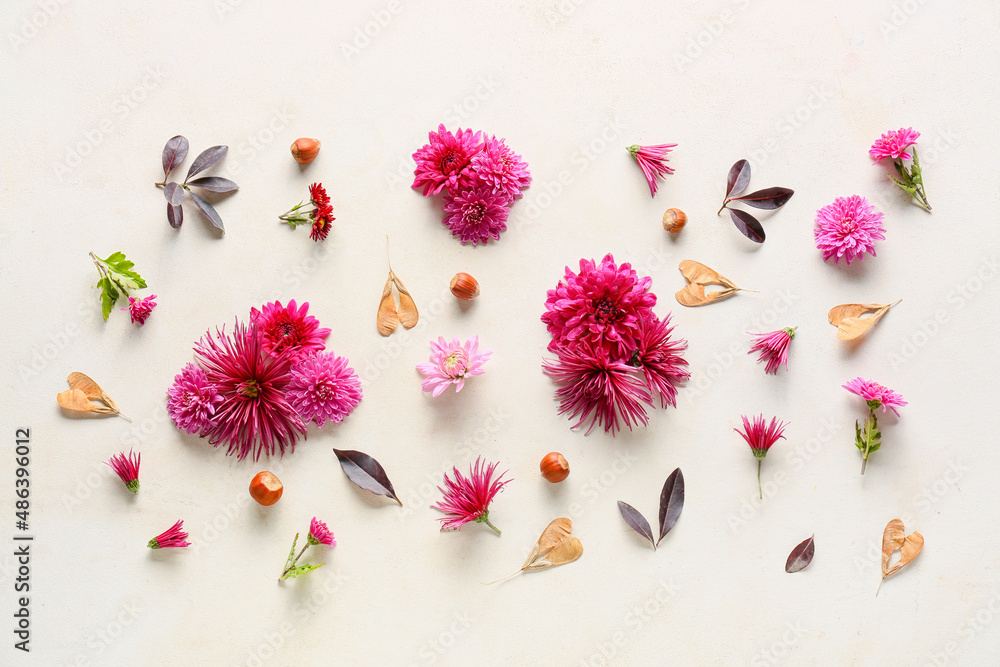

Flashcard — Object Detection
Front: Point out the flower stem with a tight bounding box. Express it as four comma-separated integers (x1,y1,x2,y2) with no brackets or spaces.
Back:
479,513,502,535
281,544,311,579
757,459,763,500
860,409,875,475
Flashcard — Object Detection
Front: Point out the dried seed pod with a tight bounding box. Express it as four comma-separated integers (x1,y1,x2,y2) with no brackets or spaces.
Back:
290,138,321,164
449,273,480,300
662,208,687,233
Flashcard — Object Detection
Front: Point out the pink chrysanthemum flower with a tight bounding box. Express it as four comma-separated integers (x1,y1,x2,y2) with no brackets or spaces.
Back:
542,346,653,436
735,414,789,499
869,127,921,162
287,352,363,427
147,520,190,549
813,195,885,265
748,327,797,375
440,187,511,245
122,294,157,325
627,143,677,197
195,320,306,461
107,450,141,493
411,124,484,197
843,377,907,417
632,315,690,408
542,254,657,359
416,336,492,397
250,300,331,363
167,363,224,435
307,517,336,547
431,458,511,534
468,135,531,200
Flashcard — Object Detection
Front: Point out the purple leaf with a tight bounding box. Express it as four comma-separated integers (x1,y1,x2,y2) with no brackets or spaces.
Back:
726,159,751,199
167,203,183,228
189,192,224,232
731,187,795,210
617,500,655,549
333,449,402,506
785,534,815,573
729,207,765,243
185,145,228,181
187,176,239,193
657,468,684,546
161,135,188,178
162,182,185,206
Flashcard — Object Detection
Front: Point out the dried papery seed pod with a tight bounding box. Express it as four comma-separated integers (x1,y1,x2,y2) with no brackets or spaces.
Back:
450,273,480,300
662,208,687,233
290,138,321,164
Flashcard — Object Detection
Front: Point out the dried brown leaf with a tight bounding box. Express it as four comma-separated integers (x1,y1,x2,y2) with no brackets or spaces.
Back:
486,518,582,584
392,271,419,329
828,300,900,341
67,372,123,414
675,260,745,307
376,271,398,336
57,388,117,416
877,518,924,595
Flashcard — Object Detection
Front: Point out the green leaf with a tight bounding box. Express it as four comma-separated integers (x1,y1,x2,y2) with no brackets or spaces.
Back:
283,533,299,572
98,252,146,290
97,277,119,322
283,563,324,579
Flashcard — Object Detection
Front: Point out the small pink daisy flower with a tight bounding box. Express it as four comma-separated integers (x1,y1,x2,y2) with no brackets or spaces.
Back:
814,195,885,265
250,300,331,363
735,414,788,499
122,294,157,325
627,143,677,197
147,520,190,549
468,135,532,200
440,187,511,245
417,336,492,397
307,517,336,547
432,458,511,533
869,127,921,162
411,124,484,196
843,377,907,417
167,363,223,435
747,327,797,375
107,450,141,493
287,351,363,427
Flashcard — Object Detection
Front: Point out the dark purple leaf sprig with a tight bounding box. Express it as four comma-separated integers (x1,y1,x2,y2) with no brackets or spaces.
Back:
617,468,684,551
785,534,815,573
156,135,238,233
332,448,402,506
717,159,794,243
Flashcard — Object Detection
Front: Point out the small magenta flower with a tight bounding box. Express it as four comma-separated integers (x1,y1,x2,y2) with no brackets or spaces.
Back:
167,363,223,435
416,336,492,397
432,458,511,534
107,450,141,493
844,377,906,474
627,143,677,197
147,520,190,549
286,351,363,427
280,516,335,580
814,195,885,265
869,128,931,211
734,415,788,499
122,294,157,325
747,327,796,375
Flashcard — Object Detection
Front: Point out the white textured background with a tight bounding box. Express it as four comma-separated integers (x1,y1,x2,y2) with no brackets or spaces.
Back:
2,1,1000,665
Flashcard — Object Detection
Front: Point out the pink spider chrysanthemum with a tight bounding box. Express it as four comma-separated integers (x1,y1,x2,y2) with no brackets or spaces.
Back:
250,300,331,363
813,195,885,265
194,320,306,461
440,187,511,245
468,135,531,200
869,127,921,162
632,314,690,408
416,336,492,397
735,414,789,499
411,124,484,197
287,352,363,427
167,363,223,435
107,450,141,493
843,377,907,417
122,294,157,325
431,458,511,534
307,517,336,547
542,346,653,436
147,520,190,549
747,327,797,375
541,254,657,359
627,143,677,197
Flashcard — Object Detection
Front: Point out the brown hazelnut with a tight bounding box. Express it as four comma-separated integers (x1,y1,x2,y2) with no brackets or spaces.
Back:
662,208,687,233
540,452,570,483
290,138,321,164
449,272,480,300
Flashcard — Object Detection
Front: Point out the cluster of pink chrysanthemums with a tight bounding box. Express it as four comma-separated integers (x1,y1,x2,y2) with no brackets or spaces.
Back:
167,300,362,461
411,124,531,245
541,254,690,435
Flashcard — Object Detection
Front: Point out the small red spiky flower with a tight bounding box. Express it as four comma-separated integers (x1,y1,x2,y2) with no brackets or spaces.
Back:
734,414,788,499
107,450,141,493
432,458,511,534
147,520,190,549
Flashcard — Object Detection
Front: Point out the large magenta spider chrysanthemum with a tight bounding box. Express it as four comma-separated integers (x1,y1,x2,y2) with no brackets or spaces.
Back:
632,314,690,408
194,320,306,461
542,254,657,359
250,300,331,363
411,124,484,197
431,458,511,534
